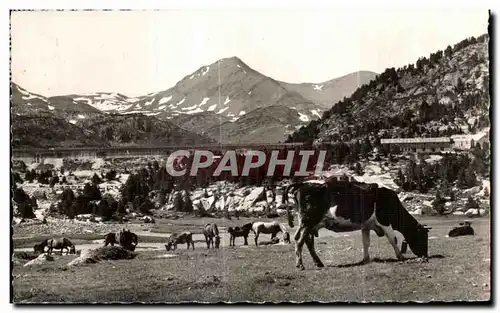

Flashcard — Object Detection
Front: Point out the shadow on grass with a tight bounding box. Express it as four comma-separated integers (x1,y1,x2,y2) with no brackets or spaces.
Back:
330,254,445,268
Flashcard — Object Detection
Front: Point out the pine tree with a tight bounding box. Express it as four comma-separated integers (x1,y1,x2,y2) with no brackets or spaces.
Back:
395,169,405,187
354,162,363,176
432,190,445,215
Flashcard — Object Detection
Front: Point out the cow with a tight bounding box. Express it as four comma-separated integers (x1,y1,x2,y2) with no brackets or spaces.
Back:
448,221,474,237
282,179,431,270
104,229,138,251
227,222,253,246
251,221,290,246
165,231,195,251
203,223,220,249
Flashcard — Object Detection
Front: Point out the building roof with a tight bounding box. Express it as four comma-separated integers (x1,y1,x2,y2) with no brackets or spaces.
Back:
381,137,451,144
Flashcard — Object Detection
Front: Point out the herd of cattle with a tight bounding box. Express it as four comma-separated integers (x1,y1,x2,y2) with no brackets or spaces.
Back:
29,179,478,270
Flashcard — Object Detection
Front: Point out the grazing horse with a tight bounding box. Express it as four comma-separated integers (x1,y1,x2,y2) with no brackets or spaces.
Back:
46,237,76,255
104,229,138,251
251,221,289,246
33,240,48,254
165,231,195,251
203,223,220,249
283,179,431,270
227,222,253,246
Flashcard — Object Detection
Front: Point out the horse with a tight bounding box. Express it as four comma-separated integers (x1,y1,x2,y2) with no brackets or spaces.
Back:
103,229,138,251
227,222,253,246
203,223,220,249
251,221,290,246
46,237,76,255
165,231,195,251
33,240,48,254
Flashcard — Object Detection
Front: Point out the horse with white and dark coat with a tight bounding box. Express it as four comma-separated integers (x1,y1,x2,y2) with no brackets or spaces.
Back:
282,179,432,270
103,229,139,251
165,231,195,251
33,238,76,255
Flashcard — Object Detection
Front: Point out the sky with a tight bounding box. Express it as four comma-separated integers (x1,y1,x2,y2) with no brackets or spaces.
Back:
10,9,489,97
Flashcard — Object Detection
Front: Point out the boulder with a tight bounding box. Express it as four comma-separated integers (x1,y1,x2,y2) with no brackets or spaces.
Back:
24,253,54,267
465,208,479,218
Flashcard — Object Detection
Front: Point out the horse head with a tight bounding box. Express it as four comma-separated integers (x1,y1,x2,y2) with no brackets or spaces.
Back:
282,232,291,244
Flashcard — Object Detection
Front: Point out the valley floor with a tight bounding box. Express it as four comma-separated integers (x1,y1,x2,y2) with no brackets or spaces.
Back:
12,215,490,303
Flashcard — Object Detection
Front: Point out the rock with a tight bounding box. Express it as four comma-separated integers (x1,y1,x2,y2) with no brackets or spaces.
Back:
410,208,422,215
465,208,479,218
445,202,452,207
24,253,54,267
422,200,433,207
32,190,47,200
479,209,487,217
401,195,414,202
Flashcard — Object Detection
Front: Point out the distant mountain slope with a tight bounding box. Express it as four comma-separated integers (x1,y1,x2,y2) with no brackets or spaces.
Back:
172,112,230,136
287,34,490,144
11,115,104,148
278,71,377,107
11,83,100,115
11,56,378,145
205,105,305,143
10,111,215,148
120,57,325,122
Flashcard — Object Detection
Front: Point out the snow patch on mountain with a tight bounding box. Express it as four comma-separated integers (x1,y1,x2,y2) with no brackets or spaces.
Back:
186,108,204,115
207,104,217,112
311,109,321,118
48,105,54,111
198,97,210,107
217,107,229,114
298,112,309,122
159,95,172,105
182,104,197,111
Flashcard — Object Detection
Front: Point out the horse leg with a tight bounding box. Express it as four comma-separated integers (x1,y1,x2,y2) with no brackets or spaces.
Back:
254,231,260,246
205,235,210,249
192,240,195,250
295,227,309,270
305,233,324,268
244,236,248,246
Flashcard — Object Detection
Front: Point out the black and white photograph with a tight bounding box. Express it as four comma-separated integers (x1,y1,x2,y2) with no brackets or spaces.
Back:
8,6,492,304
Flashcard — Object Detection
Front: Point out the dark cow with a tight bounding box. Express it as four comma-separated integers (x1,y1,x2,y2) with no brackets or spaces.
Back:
227,223,253,246
104,229,138,251
283,179,431,270
203,223,220,249
448,221,474,237
165,231,195,251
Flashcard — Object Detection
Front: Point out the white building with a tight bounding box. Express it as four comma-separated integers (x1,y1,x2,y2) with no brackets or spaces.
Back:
451,128,490,150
